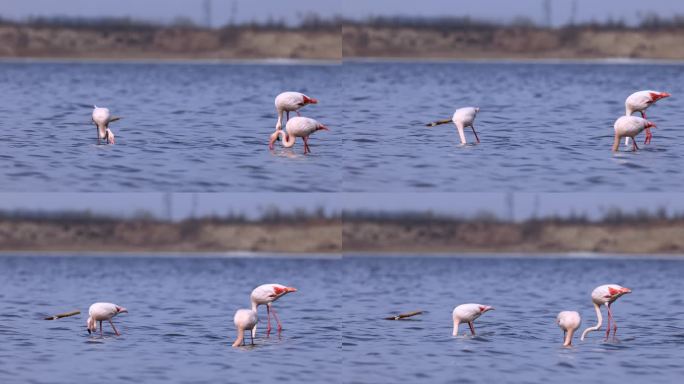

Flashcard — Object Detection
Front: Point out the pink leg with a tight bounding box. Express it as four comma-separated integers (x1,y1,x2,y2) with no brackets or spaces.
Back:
604,305,612,339
468,321,476,335
607,303,618,337
471,126,480,143
644,128,652,144
303,137,310,154
266,305,272,335
109,320,120,336
632,138,639,151
271,307,283,332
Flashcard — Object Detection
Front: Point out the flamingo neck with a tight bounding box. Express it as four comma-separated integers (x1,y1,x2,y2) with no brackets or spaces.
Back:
278,130,296,148
612,133,620,152
452,320,460,336
251,300,258,312
563,329,574,347
276,110,284,130
580,302,602,340
232,328,244,347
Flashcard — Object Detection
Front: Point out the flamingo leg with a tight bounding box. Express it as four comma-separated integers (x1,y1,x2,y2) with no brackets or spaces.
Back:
271,307,283,332
286,111,290,123
99,321,103,337
303,136,311,154
644,128,652,144
250,330,254,345
607,303,618,337
468,321,476,335
108,320,120,336
471,126,481,143
266,305,272,336
604,305,612,340
632,138,639,151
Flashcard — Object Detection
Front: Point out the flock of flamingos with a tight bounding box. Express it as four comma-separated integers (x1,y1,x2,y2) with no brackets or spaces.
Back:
92,89,670,152
84,282,630,348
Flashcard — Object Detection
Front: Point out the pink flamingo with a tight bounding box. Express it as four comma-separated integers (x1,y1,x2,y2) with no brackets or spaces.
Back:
232,308,258,347
250,284,297,335
275,92,318,131
625,90,670,144
86,302,128,336
452,303,494,336
612,116,656,152
580,284,631,341
268,116,329,154
556,311,581,347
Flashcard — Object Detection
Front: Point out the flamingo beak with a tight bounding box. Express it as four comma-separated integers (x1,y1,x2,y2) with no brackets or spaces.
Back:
117,306,128,314
286,287,297,293
660,92,671,99
268,131,279,149
304,97,318,105
317,124,330,131
620,287,632,294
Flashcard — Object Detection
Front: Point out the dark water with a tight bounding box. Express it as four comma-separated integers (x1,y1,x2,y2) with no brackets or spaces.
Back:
0,61,340,191
342,61,684,191
342,256,684,384
0,255,341,383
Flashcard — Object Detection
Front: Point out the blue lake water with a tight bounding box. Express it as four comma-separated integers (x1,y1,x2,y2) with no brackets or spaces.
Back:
341,61,684,191
0,61,340,191
342,255,684,384
0,255,341,383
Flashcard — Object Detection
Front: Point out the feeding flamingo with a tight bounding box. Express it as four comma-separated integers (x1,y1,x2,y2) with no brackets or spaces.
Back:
580,284,631,341
232,308,258,347
92,106,120,145
612,116,656,152
556,311,581,347
452,303,494,336
426,107,481,144
86,302,128,337
275,92,318,131
625,90,670,145
250,284,297,335
268,116,329,154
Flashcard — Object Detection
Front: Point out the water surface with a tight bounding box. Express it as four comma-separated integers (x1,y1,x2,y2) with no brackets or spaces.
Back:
0,61,340,191
342,255,684,384
342,62,684,191
0,255,341,383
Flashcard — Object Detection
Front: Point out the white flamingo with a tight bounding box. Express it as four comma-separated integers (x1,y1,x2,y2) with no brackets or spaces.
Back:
232,308,258,347
612,116,656,152
268,116,329,154
92,106,120,145
426,107,481,144
250,284,297,335
624,90,670,145
580,284,631,341
452,303,494,336
556,311,581,347
86,302,128,337
275,92,318,131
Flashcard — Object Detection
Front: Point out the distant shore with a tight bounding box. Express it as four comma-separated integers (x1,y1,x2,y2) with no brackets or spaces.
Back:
343,25,684,60
0,24,340,60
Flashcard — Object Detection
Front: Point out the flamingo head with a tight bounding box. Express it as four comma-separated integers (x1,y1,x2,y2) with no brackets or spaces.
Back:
303,96,318,105
268,131,281,150
479,305,494,313
644,121,657,129
116,306,128,314
607,286,632,299
650,91,671,102
316,123,330,132
273,286,297,297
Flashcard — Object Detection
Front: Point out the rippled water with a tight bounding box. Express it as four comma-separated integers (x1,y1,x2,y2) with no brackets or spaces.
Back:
0,255,341,383
0,61,340,191
342,61,684,191
342,256,684,384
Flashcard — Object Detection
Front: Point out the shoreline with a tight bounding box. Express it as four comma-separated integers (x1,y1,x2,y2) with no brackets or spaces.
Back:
0,250,340,259
344,57,684,65
343,251,684,260
0,57,341,65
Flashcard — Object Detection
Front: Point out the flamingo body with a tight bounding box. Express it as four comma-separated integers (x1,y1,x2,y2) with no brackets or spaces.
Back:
612,116,655,152
250,283,297,335
452,303,494,336
232,308,258,347
92,106,119,144
580,284,631,340
275,92,318,130
426,107,481,144
86,302,127,336
556,311,581,347
268,116,329,154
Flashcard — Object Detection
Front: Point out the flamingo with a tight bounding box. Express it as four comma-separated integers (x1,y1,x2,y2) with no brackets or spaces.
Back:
612,116,656,152
580,284,631,341
426,107,481,144
452,303,494,336
232,308,258,347
625,90,670,145
275,92,318,131
268,116,329,154
92,106,120,145
556,311,581,347
250,284,297,335
86,302,128,337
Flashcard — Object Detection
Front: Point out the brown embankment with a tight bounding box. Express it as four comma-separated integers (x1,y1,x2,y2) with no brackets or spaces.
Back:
343,26,684,60
0,25,341,60
343,220,684,254
0,219,341,254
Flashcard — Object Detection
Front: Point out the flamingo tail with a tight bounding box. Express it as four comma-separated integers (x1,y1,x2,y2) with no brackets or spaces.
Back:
580,302,602,340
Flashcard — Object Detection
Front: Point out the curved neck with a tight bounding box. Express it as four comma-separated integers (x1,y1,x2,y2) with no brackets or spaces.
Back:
563,329,574,347
251,300,258,312
452,320,460,336
279,130,296,148
612,133,620,152
580,302,602,340
232,328,244,347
